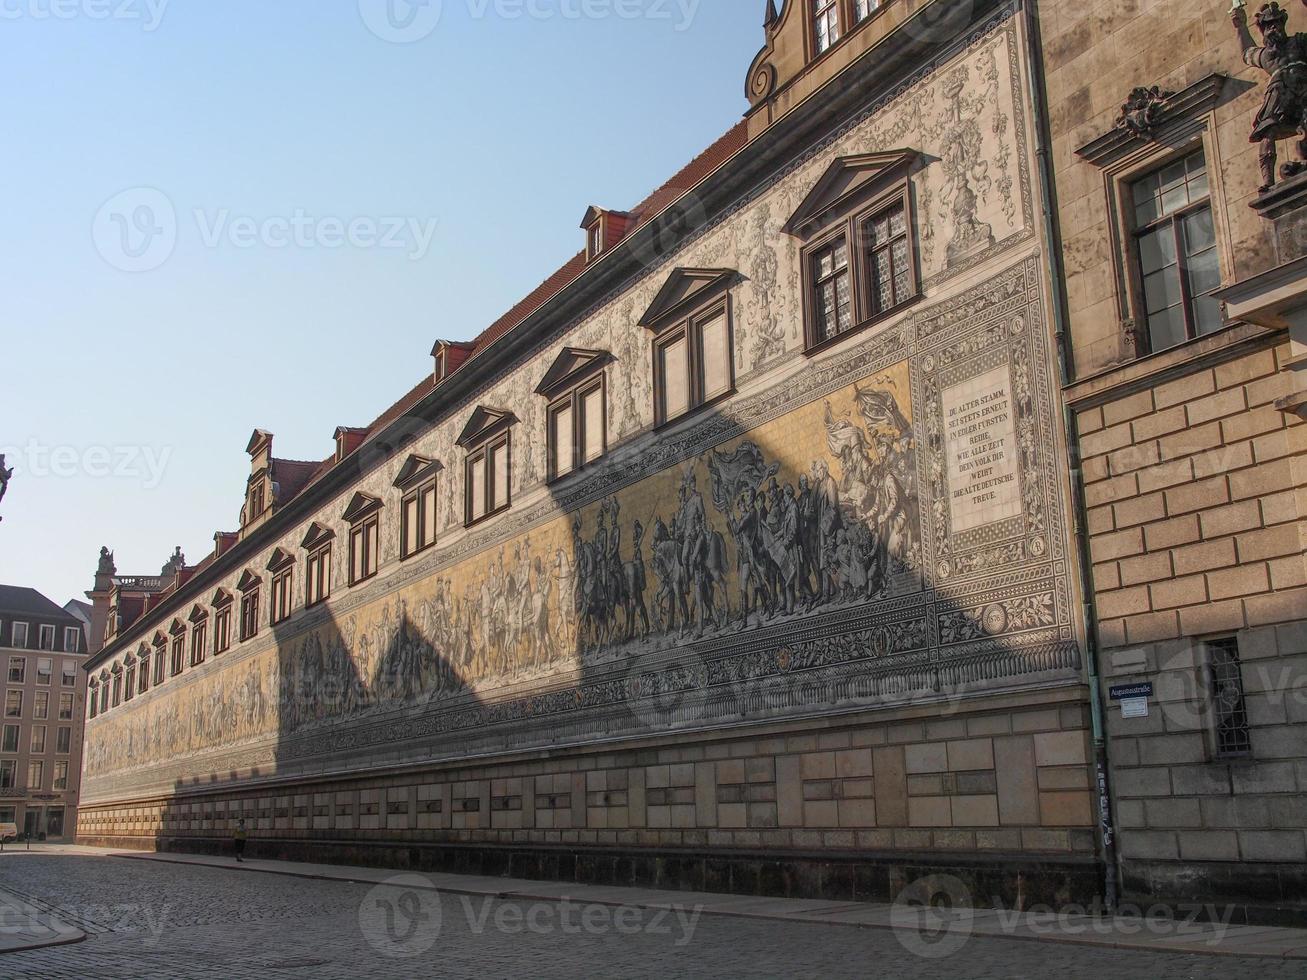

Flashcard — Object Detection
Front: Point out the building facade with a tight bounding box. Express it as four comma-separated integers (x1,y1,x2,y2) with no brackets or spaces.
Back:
76,0,1307,917
0,586,90,840
1039,0,1307,916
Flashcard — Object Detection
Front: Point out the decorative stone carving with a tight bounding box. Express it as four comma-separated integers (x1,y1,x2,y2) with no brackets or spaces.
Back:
1235,1,1307,191
1115,86,1174,136
0,454,10,510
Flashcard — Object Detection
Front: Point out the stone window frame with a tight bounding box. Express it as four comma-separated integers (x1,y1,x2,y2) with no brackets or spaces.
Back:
301,523,335,608
649,296,737,430
1075,75,1233,364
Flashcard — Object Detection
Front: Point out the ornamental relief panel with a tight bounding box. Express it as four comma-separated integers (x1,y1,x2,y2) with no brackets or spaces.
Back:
83,256,1077,801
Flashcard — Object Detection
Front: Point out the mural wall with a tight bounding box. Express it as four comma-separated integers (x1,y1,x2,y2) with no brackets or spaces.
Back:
82,13,1076,804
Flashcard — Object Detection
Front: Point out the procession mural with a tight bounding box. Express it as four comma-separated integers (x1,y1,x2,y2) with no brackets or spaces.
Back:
81,15,1073,800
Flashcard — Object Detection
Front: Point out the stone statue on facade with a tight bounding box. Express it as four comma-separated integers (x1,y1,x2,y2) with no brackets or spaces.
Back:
0,454,10,506
1234,1,1307,191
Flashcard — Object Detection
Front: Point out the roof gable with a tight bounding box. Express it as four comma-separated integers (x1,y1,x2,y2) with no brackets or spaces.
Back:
535,348,611,399
638,268,738,330
782,150,919,238
456,406,518,449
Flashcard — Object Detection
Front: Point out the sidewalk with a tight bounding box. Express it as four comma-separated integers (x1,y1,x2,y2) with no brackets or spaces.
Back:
0,884,84,954
19,844,1295,960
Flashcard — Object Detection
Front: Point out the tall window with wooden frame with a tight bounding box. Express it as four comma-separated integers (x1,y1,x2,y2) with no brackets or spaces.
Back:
1128,148,1222,353
457,407,516,527
810,0,882,57
267,549,295,625
536,348,611,482
212,590,233,656
152,636,166,686
137,647,150,695
342,493,382,585
639,268,737,429
302,523,334,607
237,570,261,643
189,606,208,667
394,456,442,559
784,151,921,354
169,621,186,677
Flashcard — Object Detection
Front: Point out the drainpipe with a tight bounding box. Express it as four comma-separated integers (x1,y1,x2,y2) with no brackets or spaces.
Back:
1022,0,1120,911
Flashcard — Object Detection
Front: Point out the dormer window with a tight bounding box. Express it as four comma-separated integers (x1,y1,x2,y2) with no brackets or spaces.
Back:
457,407,517,526
581,207,632,263
431,340,474,386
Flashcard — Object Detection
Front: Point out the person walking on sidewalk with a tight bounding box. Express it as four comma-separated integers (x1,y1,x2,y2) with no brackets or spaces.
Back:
233,818,248,863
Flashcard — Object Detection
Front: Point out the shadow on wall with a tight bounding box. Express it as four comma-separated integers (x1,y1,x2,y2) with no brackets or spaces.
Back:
144,362,1086,900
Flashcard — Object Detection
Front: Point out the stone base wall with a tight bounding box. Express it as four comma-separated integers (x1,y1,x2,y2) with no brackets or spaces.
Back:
80,690,1100,907
1074,340,1307,921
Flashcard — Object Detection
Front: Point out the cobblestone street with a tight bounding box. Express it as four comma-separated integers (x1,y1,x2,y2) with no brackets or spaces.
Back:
0,853,1300,979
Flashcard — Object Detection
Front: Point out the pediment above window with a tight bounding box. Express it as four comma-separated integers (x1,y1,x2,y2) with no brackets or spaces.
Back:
393,454,444,490
266,547,295,572
300,521,336,550
169,618,186,636
236,569,262,593
188,604,208,623
639,268,738,331
123,653,136,667
341,491,383,525
1076,74,1226,168
211,588,233,608
151,631,167,648
456,406,517,449
535,347,612,399
782,149,920,238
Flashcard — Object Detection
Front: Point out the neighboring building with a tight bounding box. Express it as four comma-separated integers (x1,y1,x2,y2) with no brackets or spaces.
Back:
1038,0,1307,916
0,586,89,840
77,0,1305,920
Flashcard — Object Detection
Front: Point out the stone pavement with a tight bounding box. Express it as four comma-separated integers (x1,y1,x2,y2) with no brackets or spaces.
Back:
0,880,84,954
0,847,1305,978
